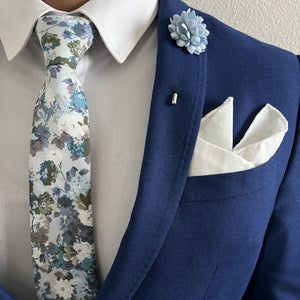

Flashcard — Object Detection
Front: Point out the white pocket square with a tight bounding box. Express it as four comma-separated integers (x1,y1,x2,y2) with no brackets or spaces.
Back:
188,97,288,176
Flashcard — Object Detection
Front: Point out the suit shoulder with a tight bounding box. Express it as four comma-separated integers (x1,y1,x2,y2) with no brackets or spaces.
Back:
198,10,298,72
196,10,299,95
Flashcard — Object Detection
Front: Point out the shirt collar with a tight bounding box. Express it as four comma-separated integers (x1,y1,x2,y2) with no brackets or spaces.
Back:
0,0,158,63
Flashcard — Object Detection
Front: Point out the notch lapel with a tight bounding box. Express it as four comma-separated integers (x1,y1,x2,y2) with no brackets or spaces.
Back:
96,0,208,298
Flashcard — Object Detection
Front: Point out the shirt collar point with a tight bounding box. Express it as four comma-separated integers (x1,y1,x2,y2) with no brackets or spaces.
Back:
107,46,129,64
3,42,25,62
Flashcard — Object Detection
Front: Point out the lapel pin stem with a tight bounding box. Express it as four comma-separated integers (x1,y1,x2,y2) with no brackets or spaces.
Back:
172,93,178,105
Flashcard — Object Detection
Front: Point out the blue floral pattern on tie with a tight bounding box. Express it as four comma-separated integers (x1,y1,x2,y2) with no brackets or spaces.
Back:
29,13,98,299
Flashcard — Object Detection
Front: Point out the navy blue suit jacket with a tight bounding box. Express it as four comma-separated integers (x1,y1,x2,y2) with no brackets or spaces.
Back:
1,0,299,299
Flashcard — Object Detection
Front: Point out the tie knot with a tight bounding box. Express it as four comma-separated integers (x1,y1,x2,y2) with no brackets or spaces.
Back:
35,13,95,69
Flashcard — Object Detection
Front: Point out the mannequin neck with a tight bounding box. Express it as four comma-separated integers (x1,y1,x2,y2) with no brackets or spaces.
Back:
42,0,89,12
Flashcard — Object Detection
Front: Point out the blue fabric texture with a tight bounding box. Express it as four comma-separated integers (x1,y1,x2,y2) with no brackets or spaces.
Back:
1,0,299,299
0,286,15,300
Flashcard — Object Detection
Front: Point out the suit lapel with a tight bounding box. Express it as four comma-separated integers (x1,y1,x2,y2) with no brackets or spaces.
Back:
96,0,208,298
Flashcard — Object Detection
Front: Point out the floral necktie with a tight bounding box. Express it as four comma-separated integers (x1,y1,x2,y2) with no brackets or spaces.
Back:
29,12,98,299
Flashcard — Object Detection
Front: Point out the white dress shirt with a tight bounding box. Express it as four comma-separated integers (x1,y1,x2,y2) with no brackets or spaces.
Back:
0,0,158,298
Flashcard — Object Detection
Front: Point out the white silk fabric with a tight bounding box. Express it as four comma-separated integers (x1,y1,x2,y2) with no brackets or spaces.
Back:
188,97,288,176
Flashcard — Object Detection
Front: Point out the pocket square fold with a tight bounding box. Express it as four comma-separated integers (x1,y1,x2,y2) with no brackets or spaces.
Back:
188,97,288,176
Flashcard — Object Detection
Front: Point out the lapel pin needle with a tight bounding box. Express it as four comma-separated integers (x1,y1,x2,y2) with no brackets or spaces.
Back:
172,93,178,105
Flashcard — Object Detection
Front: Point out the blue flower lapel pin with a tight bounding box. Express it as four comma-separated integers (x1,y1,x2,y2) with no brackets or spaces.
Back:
168,8,209,55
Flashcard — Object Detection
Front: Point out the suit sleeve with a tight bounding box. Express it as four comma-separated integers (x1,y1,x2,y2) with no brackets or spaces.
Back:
243,103,300,298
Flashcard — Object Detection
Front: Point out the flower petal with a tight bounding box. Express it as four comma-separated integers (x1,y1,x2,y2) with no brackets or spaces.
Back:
169,8,209,55
170,32,180,40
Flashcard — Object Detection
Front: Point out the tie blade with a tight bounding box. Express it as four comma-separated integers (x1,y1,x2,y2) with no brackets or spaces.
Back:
29,12,98,298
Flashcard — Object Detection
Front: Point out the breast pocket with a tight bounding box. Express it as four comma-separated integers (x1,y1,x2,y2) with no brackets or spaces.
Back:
182,151,278,203
178,153,280,299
